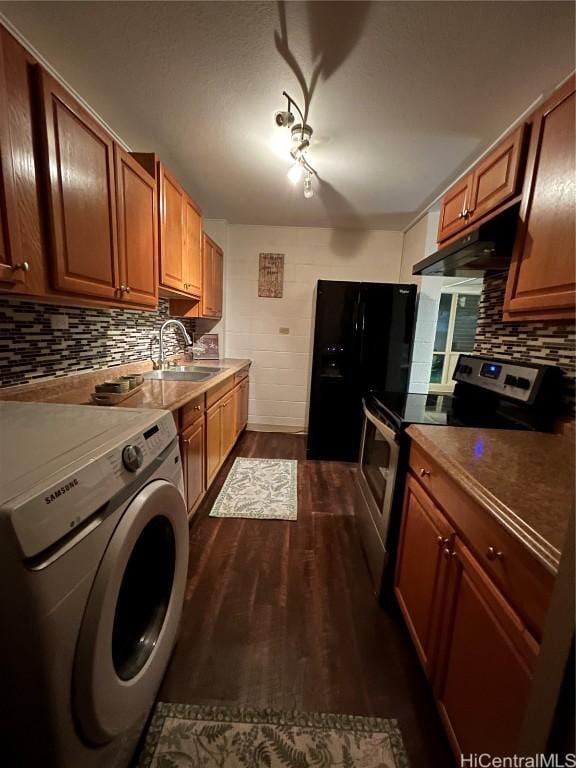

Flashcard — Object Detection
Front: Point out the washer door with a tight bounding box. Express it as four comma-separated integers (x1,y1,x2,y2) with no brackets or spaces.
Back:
74,479,188,744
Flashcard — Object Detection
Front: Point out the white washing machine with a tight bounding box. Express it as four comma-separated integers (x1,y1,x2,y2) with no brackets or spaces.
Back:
0,401,189,768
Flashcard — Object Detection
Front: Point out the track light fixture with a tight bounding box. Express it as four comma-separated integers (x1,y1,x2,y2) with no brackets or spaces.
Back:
274,91,317,199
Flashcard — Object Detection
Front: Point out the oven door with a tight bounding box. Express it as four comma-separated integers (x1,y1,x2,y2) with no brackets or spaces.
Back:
356,400,400,590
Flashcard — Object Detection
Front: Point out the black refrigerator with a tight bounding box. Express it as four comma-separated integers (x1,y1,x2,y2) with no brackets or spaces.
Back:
307,281,417,461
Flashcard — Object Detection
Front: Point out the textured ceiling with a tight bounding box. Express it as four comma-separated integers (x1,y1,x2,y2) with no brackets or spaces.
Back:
0,1,574,229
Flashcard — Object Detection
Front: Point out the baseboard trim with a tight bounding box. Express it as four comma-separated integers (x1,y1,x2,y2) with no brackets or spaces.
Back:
247,423,307,434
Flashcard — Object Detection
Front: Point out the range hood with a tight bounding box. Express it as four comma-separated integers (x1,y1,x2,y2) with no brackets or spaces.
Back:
412,204,520,277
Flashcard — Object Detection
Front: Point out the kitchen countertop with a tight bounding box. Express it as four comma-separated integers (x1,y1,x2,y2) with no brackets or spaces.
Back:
0,358,251,413
406,424,575,574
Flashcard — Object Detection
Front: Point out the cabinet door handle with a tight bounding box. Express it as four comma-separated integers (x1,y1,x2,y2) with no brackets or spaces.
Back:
12,261,30,273
120,285,131,293
437,536,449,548
419,468,430,477
486,546,503,561
443,546,456,558
457,211,465,219
194,405,201,411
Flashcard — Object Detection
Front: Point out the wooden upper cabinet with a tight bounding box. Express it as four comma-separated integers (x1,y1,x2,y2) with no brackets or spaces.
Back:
183,197,202,297
199,233,223,319
437,175,472,242
395,475,454,679
503,76,575,321
159,164,185,292
467,124,526,224
213,243,223,317
155,159,202,299
437,125,526,244
201,233,215,314
37,70,119,300
114,145,158,307
0,28,44,295
0,30,18,287
435,540,537,758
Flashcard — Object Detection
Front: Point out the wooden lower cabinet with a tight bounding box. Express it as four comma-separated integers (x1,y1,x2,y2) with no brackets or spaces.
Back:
235,378,249,436
206,401,222,487
220,391,236,459
395,455,540,760
187,378,248,498
435,540,537,758
395,476,454,679
178,373,250,518
180,416,205,518
206,385,236,487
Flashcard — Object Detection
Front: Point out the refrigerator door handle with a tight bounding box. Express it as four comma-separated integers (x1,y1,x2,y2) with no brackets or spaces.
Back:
352,295,360,334
360,301,366,332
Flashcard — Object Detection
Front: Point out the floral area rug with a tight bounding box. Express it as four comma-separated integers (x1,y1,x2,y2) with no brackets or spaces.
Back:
138,703,409,767
209,458,298,521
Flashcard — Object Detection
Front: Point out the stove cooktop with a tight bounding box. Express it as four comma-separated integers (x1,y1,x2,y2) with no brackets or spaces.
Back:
368,355,563,433
367,390,546,432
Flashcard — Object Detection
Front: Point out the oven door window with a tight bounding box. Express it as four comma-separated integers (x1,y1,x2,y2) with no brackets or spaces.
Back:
362,418,393,510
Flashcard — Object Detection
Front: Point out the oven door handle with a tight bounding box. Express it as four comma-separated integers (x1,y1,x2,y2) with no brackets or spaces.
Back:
362,401,399,444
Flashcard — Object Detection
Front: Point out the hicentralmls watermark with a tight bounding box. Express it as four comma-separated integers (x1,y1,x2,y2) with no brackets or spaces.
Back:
460,755,576,768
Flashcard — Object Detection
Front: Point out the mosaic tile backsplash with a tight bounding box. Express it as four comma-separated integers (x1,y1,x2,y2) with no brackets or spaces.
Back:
0,297,195,388
474,273,576,415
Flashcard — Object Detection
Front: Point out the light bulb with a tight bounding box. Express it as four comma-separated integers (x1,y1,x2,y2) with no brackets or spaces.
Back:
287,162,304,185
303,175,313,199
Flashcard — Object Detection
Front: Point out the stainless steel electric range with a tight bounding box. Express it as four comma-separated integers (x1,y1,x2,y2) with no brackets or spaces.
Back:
356,353,564,599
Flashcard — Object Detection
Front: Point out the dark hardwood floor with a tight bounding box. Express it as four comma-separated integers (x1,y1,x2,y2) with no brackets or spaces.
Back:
160,430,453,767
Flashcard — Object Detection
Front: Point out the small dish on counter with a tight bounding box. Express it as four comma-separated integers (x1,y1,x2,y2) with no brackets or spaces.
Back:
90,375,144,405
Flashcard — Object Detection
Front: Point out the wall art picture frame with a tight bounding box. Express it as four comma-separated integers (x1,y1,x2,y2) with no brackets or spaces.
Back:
194,333,219,359
258,253,285,298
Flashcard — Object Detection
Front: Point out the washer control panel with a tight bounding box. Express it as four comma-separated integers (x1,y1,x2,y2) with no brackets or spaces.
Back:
10,411,178,560
122,444,144,472
453,354,540,403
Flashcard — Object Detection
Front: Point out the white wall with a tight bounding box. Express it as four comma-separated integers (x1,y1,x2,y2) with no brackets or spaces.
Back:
399,210,444,394
222,225,404,429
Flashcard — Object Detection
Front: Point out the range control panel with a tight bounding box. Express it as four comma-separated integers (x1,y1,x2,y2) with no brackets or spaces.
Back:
453,354,541,403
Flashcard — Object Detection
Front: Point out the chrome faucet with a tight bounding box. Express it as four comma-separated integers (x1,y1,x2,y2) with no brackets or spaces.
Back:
155,320,193,369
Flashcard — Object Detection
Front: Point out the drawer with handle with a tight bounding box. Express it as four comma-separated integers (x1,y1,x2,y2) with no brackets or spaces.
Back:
180,394,206,430
234,367,249,387
206,375,234,408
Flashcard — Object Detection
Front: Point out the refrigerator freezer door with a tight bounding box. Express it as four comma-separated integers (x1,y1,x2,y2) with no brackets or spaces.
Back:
306,281,363,461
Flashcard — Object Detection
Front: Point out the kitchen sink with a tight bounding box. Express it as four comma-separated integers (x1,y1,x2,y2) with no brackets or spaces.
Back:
168,365,226,374
142,365,226,382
